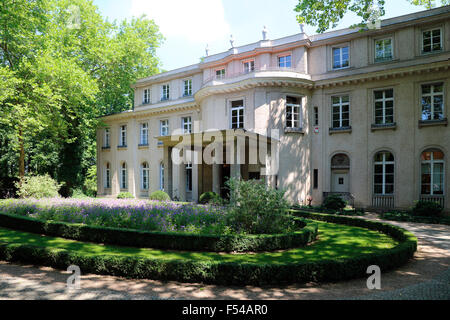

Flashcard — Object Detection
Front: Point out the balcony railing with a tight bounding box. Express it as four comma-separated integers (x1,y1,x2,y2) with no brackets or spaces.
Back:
372,195,395,209
420,195,445,208
202,66,302,85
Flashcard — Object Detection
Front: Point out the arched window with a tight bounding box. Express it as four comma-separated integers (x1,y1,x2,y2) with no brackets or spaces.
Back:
141,162,149,191
104,163,111,189
421,149,445,195
374,152,394,195
160,162,165,191
120,162,127,190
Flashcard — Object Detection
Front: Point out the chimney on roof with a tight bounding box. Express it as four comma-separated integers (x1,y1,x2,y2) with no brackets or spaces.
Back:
205,44,209,57
300,23,305,33
262,26,268,40
230,34,235,48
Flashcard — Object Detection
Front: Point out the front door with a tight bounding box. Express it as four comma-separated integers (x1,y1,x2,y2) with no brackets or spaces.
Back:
332,172,349,193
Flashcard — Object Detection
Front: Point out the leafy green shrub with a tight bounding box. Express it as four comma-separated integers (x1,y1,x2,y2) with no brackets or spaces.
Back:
322,194,346,211
15,174,60,199
412,200,443,217
150,190,171,202
224,178,292,234
199,192,220,205
117,192,134,199
83,165,97,197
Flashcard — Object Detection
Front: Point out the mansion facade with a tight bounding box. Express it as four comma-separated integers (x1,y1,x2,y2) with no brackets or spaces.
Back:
97,6,450,212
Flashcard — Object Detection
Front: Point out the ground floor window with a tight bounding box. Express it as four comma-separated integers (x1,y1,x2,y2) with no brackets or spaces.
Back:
160,162,165,191
141,162,149,190
374,151,394,195
120,162,127,190
104,163,111,189
421,149,445,195
186,163,192,192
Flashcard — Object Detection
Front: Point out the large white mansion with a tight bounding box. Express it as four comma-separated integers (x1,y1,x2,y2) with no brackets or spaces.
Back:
97,6,450,212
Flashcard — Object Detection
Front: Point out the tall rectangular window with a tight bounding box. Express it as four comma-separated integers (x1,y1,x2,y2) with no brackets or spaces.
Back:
140,123,149,145
278,55,291,68
422,28,442,53
104,128,110,148
105,163,111,189
216,68,226,80
160,163,165,191
286,96,301,128
119,125,127,147
375,39,393,62
243,60,255,73
186,163,192,192
182,116,192,134
374,89,394,125
161,84,170,101
160,120,169,136
313,169,319,189
230,100,244,129
314,107,319,126
421,83,444,121
333,46,349,69
143,88,151,104
183,79,192,96
331,96,350,129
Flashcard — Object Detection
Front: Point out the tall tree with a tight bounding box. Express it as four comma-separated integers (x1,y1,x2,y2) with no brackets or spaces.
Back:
295,0,450,33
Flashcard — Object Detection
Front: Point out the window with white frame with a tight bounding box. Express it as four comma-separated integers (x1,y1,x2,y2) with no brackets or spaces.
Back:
160,119,169,136
119,125,127,147
141,162,149,191
161,84,170,101
331,96,350,129
182,116,192,134
421,83,444,121
160,162,165,191
332,46,349,69
278,55,291,68
120,162,127,190
140,123,149,145
286,96,301,128
374,89,394,125
230,100,244,129
422,28,442,54
104,128,110,148
104,163,111,189
143,88,151,104
216,68,226,80
421,149,445,195
243,60,255,73
183,79,192,96
374,152,395,195
375,38,393,62
186,163,192,192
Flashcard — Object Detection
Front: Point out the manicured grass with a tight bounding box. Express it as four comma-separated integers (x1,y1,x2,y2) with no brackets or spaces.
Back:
0,220,397,264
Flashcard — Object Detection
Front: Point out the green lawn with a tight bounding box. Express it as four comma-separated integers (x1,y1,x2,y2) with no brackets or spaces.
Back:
0,220,398,264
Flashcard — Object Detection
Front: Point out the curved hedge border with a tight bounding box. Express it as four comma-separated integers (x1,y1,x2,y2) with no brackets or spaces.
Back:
0,212,318,253
0,211,417,286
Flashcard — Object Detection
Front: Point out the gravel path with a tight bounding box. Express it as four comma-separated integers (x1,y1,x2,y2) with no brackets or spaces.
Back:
0,215,449,300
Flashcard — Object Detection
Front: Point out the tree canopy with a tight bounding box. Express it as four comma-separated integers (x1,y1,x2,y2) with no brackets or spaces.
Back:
0,0,163,196
295,0,450,33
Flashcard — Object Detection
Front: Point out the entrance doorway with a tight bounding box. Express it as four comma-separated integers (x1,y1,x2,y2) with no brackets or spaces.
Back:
330,154,351,193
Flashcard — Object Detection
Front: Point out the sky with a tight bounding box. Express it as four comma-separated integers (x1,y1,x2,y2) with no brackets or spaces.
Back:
92,0,427,71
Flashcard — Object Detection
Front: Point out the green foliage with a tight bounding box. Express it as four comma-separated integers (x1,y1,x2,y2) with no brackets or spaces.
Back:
412,200,443,217
224,178,293,234
380,211,450,225
294,0,450,33
83,165,97,197
322,194,347,211
150,190,171,202
117,192,134,199
199,192,221,205
15,175,61,199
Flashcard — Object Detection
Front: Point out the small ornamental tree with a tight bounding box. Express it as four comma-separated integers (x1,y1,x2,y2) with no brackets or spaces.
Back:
15,174,61,199
150,190,171,202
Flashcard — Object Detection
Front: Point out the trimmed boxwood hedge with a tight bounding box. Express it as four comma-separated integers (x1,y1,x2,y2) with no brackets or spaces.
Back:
0,210,417,286
0,212,318,253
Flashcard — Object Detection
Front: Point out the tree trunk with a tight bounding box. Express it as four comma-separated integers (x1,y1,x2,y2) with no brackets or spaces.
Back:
19,127,25,181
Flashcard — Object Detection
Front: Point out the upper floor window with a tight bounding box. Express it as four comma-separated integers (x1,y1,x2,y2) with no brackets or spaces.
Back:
278,55,291,68
422,28,442,54
140,123,149,145
183,79,192,97
243,60,255,73
374,89,394,125
421,83,444,121
161,84,170,101
182,116,192,134
421,149,445,196
375,38,393,62
119,125,127,147
216,68,226,80
331,96,350,129
230,100,244,129
374,152,395,195
160,119,169,136
286,96,301,129
143,88,151,104
333,46,349,69
104,128,110,148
